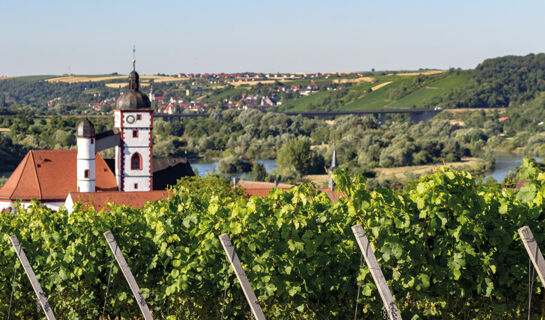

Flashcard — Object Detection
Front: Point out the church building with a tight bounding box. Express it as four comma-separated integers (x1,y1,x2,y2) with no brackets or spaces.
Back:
0,64,193,212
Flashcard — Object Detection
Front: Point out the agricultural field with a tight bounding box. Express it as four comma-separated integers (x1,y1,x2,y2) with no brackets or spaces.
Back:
47,75,186,84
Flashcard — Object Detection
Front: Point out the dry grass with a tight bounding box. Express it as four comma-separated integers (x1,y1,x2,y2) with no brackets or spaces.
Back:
47,75,186,84
332,77,375,84
443,108,506,114
0,77,13,81
303,174,329,187
388,70,445,76
47,76,126,83
373,157,483,181
105,83,150,88
449,120,465,126
371,81,393,91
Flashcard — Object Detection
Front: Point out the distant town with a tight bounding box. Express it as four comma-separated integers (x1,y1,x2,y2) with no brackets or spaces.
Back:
36,71,417,114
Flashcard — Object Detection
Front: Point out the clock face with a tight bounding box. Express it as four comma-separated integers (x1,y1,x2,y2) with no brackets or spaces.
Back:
126,115,135,124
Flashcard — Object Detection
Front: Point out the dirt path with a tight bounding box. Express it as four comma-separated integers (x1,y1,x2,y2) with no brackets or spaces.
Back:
371,81,392,91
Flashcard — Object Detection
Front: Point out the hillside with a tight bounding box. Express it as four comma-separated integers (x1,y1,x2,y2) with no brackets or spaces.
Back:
2,53,545,114
280,72,471,111
282,53,545,111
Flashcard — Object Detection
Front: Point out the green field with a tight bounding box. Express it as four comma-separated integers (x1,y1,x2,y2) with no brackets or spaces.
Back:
2,75,59,82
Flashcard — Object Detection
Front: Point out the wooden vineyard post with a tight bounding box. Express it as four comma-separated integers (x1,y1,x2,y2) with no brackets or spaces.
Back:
219,233,266,320
351,224,402,320
519,226,545,285
103,231,153,320
9,235,57,320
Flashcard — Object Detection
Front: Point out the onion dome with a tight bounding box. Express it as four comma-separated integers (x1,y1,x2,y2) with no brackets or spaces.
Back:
116,69,151,110
77,118,95,138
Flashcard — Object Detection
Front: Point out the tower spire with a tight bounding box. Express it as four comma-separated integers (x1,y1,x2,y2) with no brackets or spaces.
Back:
328,144,337,191
132,45,136,71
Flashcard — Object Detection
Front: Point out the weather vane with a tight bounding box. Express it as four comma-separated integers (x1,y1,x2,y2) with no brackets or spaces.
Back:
132,45,136,71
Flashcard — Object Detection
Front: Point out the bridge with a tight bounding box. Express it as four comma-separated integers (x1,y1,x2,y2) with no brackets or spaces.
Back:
156,109,443,124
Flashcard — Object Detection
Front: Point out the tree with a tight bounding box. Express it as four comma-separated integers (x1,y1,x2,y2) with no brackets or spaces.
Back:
250,162,267,181
277,138,324,175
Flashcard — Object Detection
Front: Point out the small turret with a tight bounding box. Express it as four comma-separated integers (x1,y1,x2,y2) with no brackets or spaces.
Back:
76,119,96,192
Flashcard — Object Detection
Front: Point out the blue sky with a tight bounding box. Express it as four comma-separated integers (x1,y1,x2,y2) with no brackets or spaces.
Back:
1,0,544,75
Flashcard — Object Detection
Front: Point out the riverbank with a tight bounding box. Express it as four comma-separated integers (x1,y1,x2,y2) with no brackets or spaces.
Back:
373,157,484,182
304,157,485,186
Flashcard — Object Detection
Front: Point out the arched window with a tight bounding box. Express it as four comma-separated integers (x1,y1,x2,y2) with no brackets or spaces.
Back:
131,153,142,170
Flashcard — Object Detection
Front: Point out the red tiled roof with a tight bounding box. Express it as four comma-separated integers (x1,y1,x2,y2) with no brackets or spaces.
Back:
236,180,293,189
236,180,342,202
0,150,117,201
68,190,171,211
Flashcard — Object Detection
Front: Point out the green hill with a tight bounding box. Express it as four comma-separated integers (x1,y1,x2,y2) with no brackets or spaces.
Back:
280,72,471,112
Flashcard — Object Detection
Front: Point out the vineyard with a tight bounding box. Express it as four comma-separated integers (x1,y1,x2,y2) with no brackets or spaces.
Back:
2,162,545,319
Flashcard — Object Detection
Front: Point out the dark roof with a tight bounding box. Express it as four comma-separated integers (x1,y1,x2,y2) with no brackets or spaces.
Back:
77,118,95,138
116,71,151,110
153,158,195,190
153,158,189,172
103,157,195,190
116,90,151,110
95,129,118,140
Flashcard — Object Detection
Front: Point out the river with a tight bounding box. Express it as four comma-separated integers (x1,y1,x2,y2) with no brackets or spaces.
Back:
190,159,277,178
190,155,539,183
485,154,542,182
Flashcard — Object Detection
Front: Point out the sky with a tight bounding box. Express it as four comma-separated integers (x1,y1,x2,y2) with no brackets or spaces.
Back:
1,0,545,76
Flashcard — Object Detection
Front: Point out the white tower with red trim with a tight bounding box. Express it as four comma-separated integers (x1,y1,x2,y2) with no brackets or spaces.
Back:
76,118,96,192
113,60,153,192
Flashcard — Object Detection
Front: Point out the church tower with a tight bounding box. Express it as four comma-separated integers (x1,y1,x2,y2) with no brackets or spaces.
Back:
114,59,153,191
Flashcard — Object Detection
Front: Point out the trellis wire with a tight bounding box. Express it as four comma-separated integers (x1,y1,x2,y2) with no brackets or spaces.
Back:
220,262,230,320
528,257,535,320
101,255,116,320
7,256,19,320
353,254,363,320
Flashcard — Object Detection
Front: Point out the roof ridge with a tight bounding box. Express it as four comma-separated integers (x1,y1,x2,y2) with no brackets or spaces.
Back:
9,151,31,200
29,151,43,200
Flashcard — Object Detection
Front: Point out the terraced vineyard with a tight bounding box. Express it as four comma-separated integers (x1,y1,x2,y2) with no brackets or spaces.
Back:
281,71,470,112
